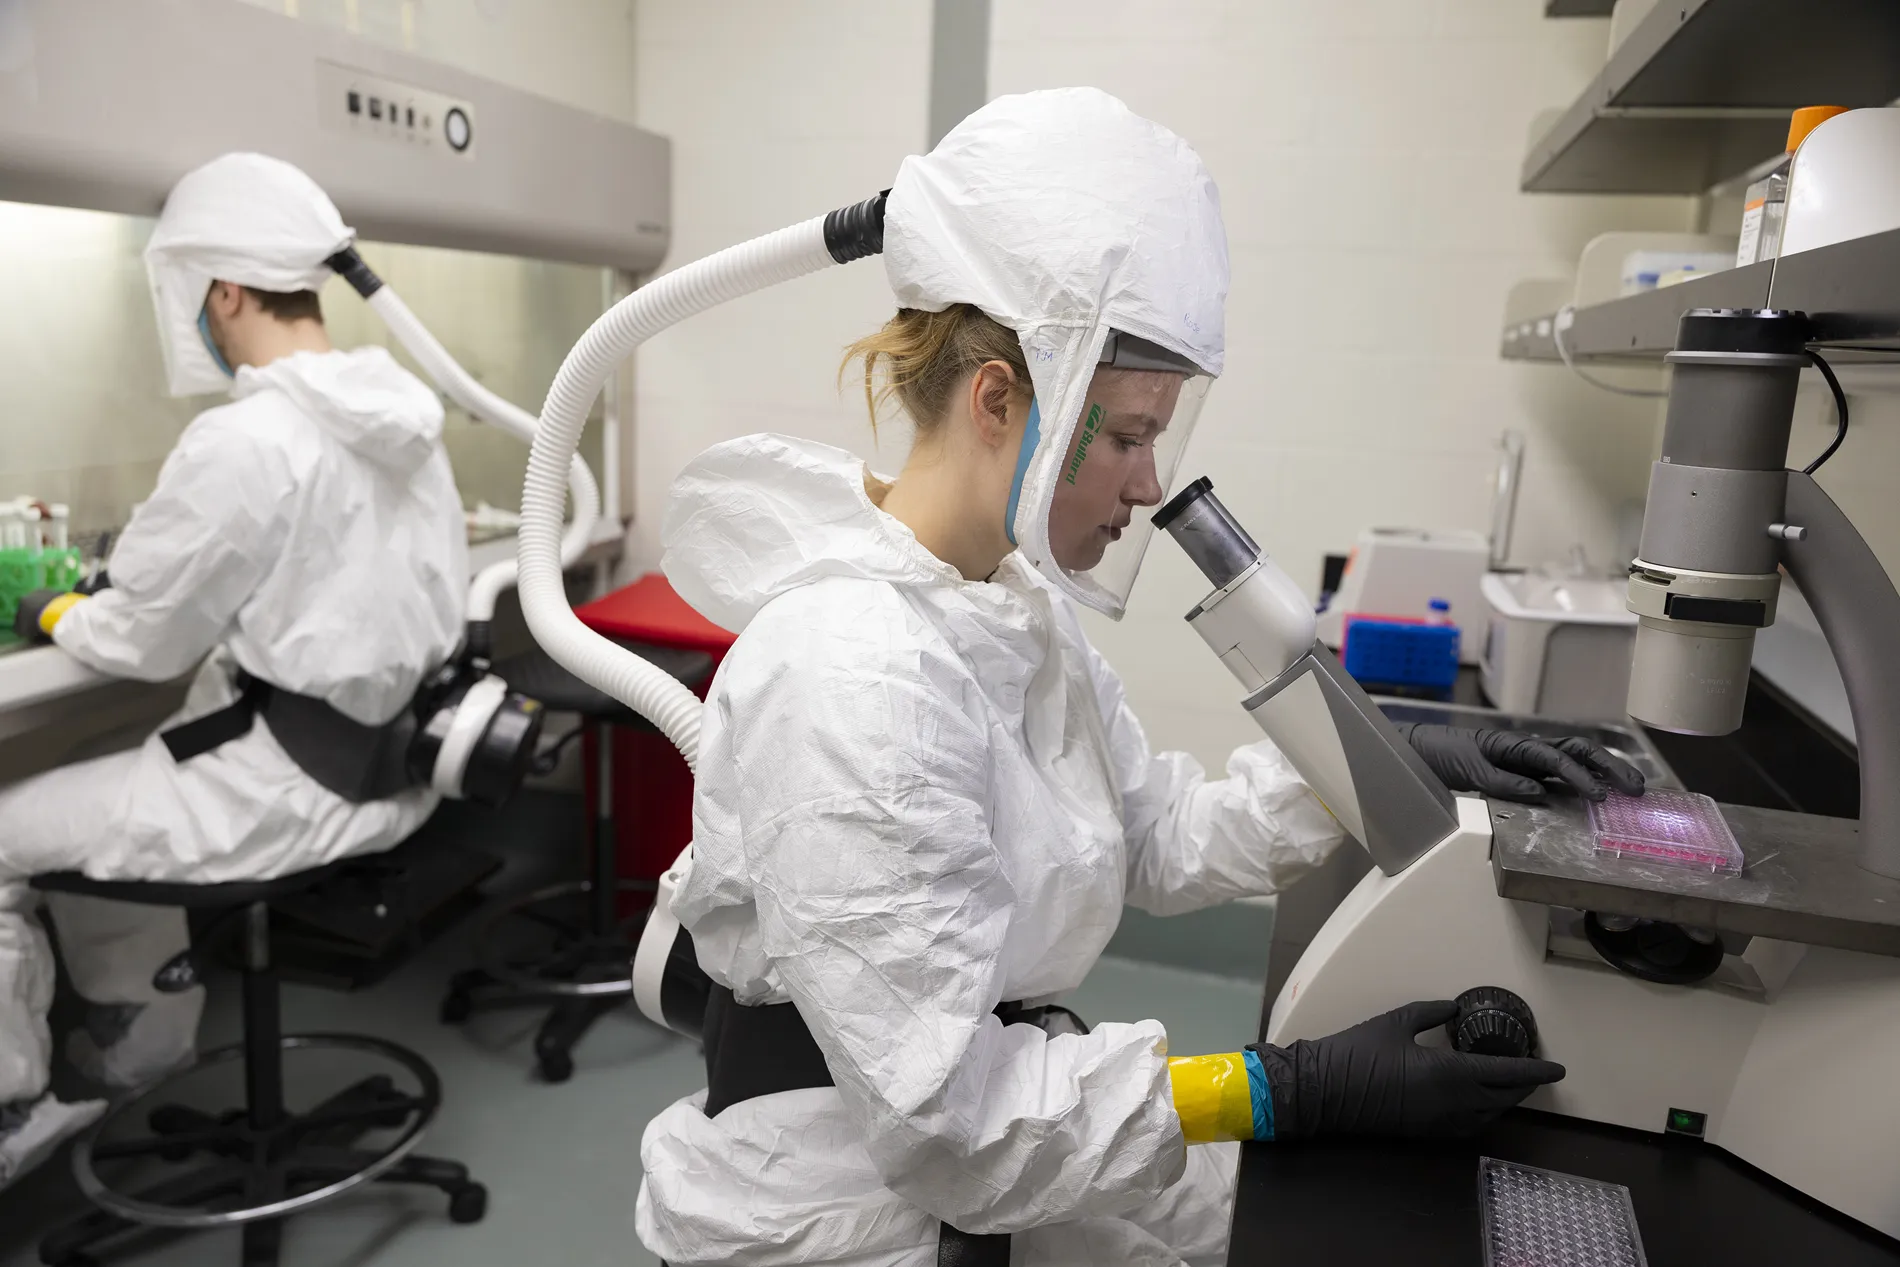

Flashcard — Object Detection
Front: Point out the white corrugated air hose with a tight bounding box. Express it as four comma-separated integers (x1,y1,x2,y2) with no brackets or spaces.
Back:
512,195,888,1036
363,284,602,623
516,202,891,768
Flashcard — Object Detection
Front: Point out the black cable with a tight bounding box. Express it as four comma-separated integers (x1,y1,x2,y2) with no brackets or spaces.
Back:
1802,350,1849,476
531,724,586,776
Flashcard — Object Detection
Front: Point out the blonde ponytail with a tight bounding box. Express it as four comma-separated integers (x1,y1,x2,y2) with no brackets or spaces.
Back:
841,304,1031,435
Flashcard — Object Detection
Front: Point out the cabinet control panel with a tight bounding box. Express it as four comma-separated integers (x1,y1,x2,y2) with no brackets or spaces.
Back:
316,61,475,158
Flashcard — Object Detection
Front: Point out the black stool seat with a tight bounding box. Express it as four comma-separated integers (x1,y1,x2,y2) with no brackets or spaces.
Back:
31,859,352,910
493,639,712,724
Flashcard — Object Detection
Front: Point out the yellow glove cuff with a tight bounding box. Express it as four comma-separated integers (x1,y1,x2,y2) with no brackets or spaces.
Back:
1168,1052,1256,1144
39,591,86,634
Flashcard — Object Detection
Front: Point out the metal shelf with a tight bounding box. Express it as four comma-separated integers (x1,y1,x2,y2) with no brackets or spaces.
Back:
1545,0,1613,16
1501,228,1900,362
1523,0,1900,194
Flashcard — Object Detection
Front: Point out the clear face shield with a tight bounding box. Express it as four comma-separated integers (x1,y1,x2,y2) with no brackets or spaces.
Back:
1043,332,1213,616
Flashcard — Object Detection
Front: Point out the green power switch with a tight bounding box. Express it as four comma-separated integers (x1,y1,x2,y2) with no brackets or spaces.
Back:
1665,1107,1707,1138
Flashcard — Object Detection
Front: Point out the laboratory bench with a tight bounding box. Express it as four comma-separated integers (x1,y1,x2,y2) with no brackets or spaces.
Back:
0,520,626,785
1228,1107,1900,1265
1233,687,1890,1263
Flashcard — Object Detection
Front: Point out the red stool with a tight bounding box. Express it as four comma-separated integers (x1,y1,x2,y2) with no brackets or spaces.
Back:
574,575,736,890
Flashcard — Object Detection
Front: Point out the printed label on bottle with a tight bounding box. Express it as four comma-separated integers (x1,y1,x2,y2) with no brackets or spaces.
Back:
1736,203,1765,267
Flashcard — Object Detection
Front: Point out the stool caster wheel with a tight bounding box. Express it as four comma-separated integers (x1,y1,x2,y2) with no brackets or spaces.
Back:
441,969,489,1025
364,1075,411,1128
440,989,473,1025
536,1050,574,1084
449,1182,488,1224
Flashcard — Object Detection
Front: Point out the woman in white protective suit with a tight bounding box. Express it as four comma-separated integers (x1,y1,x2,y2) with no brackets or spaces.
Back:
0,153,464,1185
637,90,1640,1267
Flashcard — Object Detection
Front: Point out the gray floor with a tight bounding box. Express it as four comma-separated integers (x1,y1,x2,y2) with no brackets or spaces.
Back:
0,793,1270,1267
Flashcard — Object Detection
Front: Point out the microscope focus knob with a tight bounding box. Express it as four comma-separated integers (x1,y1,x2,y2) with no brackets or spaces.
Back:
1447,986,1538,1058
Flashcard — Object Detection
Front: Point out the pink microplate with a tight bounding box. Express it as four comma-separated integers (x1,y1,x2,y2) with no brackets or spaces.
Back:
1587,788,1743,876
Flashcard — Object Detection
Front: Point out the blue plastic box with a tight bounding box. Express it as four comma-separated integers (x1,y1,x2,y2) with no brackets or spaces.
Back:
1341,617,1460,692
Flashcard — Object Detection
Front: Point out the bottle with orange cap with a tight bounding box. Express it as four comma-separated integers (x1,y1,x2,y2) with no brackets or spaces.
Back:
1736,105,1853,267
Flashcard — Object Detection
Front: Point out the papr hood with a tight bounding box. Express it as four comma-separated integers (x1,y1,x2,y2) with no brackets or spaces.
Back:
234,347,445,477
661,434,960,634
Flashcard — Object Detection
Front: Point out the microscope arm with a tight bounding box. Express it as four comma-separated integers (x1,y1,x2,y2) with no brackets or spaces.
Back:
1780,472,1900,877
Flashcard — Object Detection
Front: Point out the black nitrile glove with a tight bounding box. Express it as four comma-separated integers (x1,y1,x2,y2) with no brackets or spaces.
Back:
12,589,70,643
1393,722,1645,803
1249,1000,1566,1140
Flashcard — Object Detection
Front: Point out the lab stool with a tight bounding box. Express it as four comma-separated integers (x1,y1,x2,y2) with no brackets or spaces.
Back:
439,639,713,1083
29,865,484,1267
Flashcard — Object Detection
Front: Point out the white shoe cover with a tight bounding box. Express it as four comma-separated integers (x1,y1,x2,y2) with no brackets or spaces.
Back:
66,991,202,1090
0,1095,107,1189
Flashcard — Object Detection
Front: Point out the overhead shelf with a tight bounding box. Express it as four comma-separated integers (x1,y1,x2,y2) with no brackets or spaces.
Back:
1501,228,1900,362
1545,0,1613,16
1522,0,1900,194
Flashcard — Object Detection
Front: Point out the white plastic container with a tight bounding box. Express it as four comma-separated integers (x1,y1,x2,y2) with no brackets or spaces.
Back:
1315,527,1491,665
1479,572,1637,722
1619,249,1732,296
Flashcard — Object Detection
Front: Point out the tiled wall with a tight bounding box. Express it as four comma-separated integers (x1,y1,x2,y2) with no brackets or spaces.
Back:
629,0,935,567
634,3,1705,773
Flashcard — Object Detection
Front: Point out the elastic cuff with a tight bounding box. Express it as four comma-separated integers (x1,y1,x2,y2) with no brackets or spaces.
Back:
1168,1052,1257,1144
39,591,86,634
1248,1042,1303,1141
1244,1047,1272,1141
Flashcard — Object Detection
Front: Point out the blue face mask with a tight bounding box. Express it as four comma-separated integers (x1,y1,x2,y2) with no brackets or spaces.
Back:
197,305,235,378
1004,399,1042,548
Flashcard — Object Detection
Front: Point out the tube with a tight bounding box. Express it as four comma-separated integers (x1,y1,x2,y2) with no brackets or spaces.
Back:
516,216,843,770
363,286,602,627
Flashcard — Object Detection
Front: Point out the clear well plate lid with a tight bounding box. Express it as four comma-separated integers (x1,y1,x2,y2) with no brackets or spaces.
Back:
1588,787,1744,876
1479,1157,1649,1267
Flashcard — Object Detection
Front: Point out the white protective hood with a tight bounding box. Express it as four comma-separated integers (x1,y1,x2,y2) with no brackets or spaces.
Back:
144,152,354,397
884,87,1229,616
235,346,445,478
662,433,951,634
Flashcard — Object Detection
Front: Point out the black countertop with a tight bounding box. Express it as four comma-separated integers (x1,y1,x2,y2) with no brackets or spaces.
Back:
1228,1108,1900,1265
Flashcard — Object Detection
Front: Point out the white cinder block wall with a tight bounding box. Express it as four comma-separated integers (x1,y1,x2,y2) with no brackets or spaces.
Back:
632,4,1709,770
629,3,934,566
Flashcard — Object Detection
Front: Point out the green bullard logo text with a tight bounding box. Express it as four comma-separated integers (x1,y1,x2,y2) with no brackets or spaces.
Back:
1064,404,1106,486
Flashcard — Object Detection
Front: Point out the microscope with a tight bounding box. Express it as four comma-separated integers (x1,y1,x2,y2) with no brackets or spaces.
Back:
1155,308,1900,1240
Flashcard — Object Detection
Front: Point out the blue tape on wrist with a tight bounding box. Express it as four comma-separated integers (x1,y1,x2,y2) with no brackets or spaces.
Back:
1003,399,1041,548
1244,1047,1272,1142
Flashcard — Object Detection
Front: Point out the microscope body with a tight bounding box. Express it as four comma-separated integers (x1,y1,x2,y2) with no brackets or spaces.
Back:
1157,339,1900,1237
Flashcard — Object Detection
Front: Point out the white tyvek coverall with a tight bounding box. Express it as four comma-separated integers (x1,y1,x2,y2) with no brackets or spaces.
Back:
0,346,465,1126
637,434,1348,1266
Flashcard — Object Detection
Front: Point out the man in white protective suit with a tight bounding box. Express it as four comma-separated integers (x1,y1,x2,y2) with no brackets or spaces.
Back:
0,153,465,1187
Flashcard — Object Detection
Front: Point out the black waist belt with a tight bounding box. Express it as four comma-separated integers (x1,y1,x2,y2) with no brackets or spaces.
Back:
702,985,1090,1267
161,671,416,804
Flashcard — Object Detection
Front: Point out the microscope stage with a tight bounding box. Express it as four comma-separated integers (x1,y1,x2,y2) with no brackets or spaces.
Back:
1489,794,1900,958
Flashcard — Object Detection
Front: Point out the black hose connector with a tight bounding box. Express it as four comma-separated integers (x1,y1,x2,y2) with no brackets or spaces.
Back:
823,190,889,264
325,247,385,298
464,619,493,662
